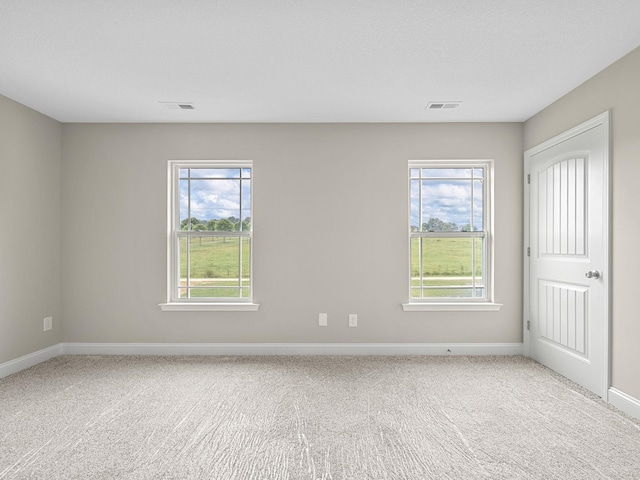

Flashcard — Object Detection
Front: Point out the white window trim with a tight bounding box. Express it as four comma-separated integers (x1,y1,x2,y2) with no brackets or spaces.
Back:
401,302,502,312
159,302,259,312
160,160,259,312
405,159,501,312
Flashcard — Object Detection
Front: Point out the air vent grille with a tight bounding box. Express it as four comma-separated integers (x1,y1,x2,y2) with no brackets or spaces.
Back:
160,102,195,110
426,101,462,110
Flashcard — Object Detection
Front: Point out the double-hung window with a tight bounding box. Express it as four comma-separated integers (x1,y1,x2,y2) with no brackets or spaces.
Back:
161,160,258,311
405,160,500,311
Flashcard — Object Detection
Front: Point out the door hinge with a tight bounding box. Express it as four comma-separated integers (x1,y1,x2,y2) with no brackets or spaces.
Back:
527,320,530,331
527,174,530,184
527,247,530,257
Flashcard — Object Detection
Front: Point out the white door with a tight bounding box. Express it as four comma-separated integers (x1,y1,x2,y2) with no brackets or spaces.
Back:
525,112,609,398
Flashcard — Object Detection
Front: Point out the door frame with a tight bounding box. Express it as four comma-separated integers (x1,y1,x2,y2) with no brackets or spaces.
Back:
523,111,611,400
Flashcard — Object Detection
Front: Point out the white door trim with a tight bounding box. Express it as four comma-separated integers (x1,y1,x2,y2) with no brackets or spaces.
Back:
523,111,610,400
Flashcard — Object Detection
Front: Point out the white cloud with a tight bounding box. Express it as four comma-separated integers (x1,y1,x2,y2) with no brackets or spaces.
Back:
420,181,473,227
180,176,251,222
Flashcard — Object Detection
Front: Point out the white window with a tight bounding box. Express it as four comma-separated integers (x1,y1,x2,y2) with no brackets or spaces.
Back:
161,160,258,311
404,160,500,311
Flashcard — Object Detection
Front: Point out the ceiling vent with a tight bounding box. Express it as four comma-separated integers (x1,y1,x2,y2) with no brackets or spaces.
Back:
426,101,462,110
160,102,195,110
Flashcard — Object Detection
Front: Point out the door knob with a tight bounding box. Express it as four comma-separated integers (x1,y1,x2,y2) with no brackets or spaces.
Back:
585,270,600,279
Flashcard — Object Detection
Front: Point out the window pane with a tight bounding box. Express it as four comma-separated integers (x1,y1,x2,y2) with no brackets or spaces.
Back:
410,236,421,284
189,168,241,179
241,168,251,179
189,179,240,227
421,237,473,278
474,237,484,279
187,236,239,281
421,168,471,178
189,286,241,298
241,237,251,281
241,180,251,231
179,179,190,229
428,288,474,298
177,235,251,299
422,279,473,289
409,168,420,178
410,179,420,231
473,179,484,230
421,180,471,230
411,236,485,299
179,236,188,280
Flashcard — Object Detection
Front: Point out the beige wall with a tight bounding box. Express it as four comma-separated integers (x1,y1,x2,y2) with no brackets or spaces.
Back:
524,47,640,399
0,95,62,364
61,123,523,345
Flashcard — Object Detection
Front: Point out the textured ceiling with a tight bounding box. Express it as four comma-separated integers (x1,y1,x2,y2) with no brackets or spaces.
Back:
1,0,640,123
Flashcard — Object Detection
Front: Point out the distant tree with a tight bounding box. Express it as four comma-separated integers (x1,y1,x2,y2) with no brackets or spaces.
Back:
216,218,234,231
206,219,217,231
422,217,458,232
181,217,202,230
241,217,251,231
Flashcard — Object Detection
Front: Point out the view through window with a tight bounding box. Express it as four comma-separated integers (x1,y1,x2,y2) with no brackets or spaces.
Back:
409,161,492,301
169,161,252,302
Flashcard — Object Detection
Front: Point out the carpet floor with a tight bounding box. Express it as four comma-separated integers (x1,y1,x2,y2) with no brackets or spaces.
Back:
1,355,639,479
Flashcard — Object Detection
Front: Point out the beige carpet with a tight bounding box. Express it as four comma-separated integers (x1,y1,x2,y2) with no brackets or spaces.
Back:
1,355,639,479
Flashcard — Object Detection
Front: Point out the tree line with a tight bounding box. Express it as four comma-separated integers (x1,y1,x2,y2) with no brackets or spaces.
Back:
181,216,251,232
414,217,478,232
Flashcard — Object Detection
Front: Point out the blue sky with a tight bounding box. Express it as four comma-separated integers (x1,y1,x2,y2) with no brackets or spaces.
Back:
179,169,251,223
410,173,483,230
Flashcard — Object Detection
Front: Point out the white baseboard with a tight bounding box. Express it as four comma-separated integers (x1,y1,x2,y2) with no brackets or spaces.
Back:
608,387,640,421
0,344,63,380
60,342,524,356
1,342,524,380
6,343,637,421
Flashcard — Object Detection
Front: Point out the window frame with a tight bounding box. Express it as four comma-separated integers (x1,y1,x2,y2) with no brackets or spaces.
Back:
403,159,501,312
160,160,259,312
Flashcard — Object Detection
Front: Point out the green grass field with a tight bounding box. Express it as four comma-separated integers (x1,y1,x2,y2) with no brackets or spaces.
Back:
410,237,483,277
410,237,484,298
179,236,250,298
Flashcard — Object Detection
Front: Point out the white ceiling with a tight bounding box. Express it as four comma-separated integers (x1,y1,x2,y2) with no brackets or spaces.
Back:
2,0,640,123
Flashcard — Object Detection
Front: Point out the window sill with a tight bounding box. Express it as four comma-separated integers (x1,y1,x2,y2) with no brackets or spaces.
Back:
402,302,503,312
159,303,260,312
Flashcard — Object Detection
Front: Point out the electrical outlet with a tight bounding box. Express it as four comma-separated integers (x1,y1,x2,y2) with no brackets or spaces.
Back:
43,316,53,331
348,314,357,327
319,313,328,326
